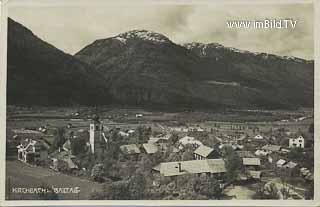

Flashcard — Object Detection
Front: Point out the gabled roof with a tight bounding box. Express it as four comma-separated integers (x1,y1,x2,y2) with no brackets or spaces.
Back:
276,159,287,166
158,159,226,177
262,145,281,152
50,150,78,169
254,134,263,139
179,136,203,146
142,143,158,154
120,144,141,154
284,161,298,169
152,164,161,172
249,171,262,179
63,140,71,152
237,151,255,158
194,145,214,157
243,158,261,166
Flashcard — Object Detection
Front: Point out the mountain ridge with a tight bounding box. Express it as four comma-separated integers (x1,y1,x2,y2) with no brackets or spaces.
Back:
8,19,313,109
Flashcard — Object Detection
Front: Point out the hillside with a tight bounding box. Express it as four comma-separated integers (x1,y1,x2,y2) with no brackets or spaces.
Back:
7,18,313,109
75,30,313,109
7,18,111,106
184,42,314,108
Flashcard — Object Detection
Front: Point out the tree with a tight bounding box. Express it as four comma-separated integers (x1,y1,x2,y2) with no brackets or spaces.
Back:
169,133,179,145
223,146,242,182
105,181,130,200
70,137,87,155
51,127,66,151
204,177,223,199
128,172,147,199
91,163,104,182
135,126,150,144
264,182,279,199
288,147,304,162
182,150,194,161
308,123,314,134
305,181,314,199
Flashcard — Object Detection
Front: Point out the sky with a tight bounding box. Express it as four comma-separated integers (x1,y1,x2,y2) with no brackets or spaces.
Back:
8,1,314,59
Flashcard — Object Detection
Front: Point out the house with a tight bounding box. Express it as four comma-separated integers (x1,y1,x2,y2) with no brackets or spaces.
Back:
135,114,143,118
242,158,261,170
261,145,282,153
237,151,255,158
255,149,270,156
118,131,129,137
254,134,263,140
248,170,262,180
12,129,43,138
178,136,203,149
127,129,135,134
283,161,298,169
188,126,205,132
276,159,287,168
148,134,171,144
62,139,72,152
120,144,141,155
154,159,226,177
17,138,49,164
38,126,47,133
300,168,313,181
289,135,304,148
194,145,218,160
49,150,78,171
142,143,158,154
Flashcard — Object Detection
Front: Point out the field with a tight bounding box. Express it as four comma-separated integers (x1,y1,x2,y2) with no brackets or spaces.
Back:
6,160,103,200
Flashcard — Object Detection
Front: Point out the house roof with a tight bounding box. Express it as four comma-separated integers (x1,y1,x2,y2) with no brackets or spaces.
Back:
255,149,269,156
237,151,256,158
194,145,214,157
262,145,281,152
243,158,261,166
148,135,170,144
179,136,203,146
254,134,263,139
158,159,226,177
284,161,298,169
120,144,141,154
63,140,71,151
249,171,262,179
13,129,42,135
142,143,158,154
152,164,161,172
276,159,287,166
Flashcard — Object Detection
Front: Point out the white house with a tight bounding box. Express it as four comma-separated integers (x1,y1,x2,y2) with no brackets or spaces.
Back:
254,134,263,140
289,135,304,148
276,159,287,168
17,139,49,164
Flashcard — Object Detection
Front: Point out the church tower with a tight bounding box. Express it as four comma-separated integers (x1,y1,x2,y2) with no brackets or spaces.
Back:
89,115,103,154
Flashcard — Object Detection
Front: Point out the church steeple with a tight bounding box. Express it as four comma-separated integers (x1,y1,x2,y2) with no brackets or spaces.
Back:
89,114,103,153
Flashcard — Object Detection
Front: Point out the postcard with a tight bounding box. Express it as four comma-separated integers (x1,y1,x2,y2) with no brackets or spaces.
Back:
0,0,318,206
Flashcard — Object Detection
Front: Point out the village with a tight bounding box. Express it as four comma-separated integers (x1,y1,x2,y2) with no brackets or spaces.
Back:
6,107,314,200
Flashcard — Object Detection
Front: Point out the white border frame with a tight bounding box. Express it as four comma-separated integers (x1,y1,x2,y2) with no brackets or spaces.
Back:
0,0,319,206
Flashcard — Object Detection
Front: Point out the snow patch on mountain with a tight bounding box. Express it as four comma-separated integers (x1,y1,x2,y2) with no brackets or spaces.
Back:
184,42,311,63
115,30,171,44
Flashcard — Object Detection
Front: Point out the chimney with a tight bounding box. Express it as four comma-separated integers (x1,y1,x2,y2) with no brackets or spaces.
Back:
178,162,182,172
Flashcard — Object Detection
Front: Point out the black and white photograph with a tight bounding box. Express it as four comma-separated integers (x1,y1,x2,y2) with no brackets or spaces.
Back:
0,0,318,204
